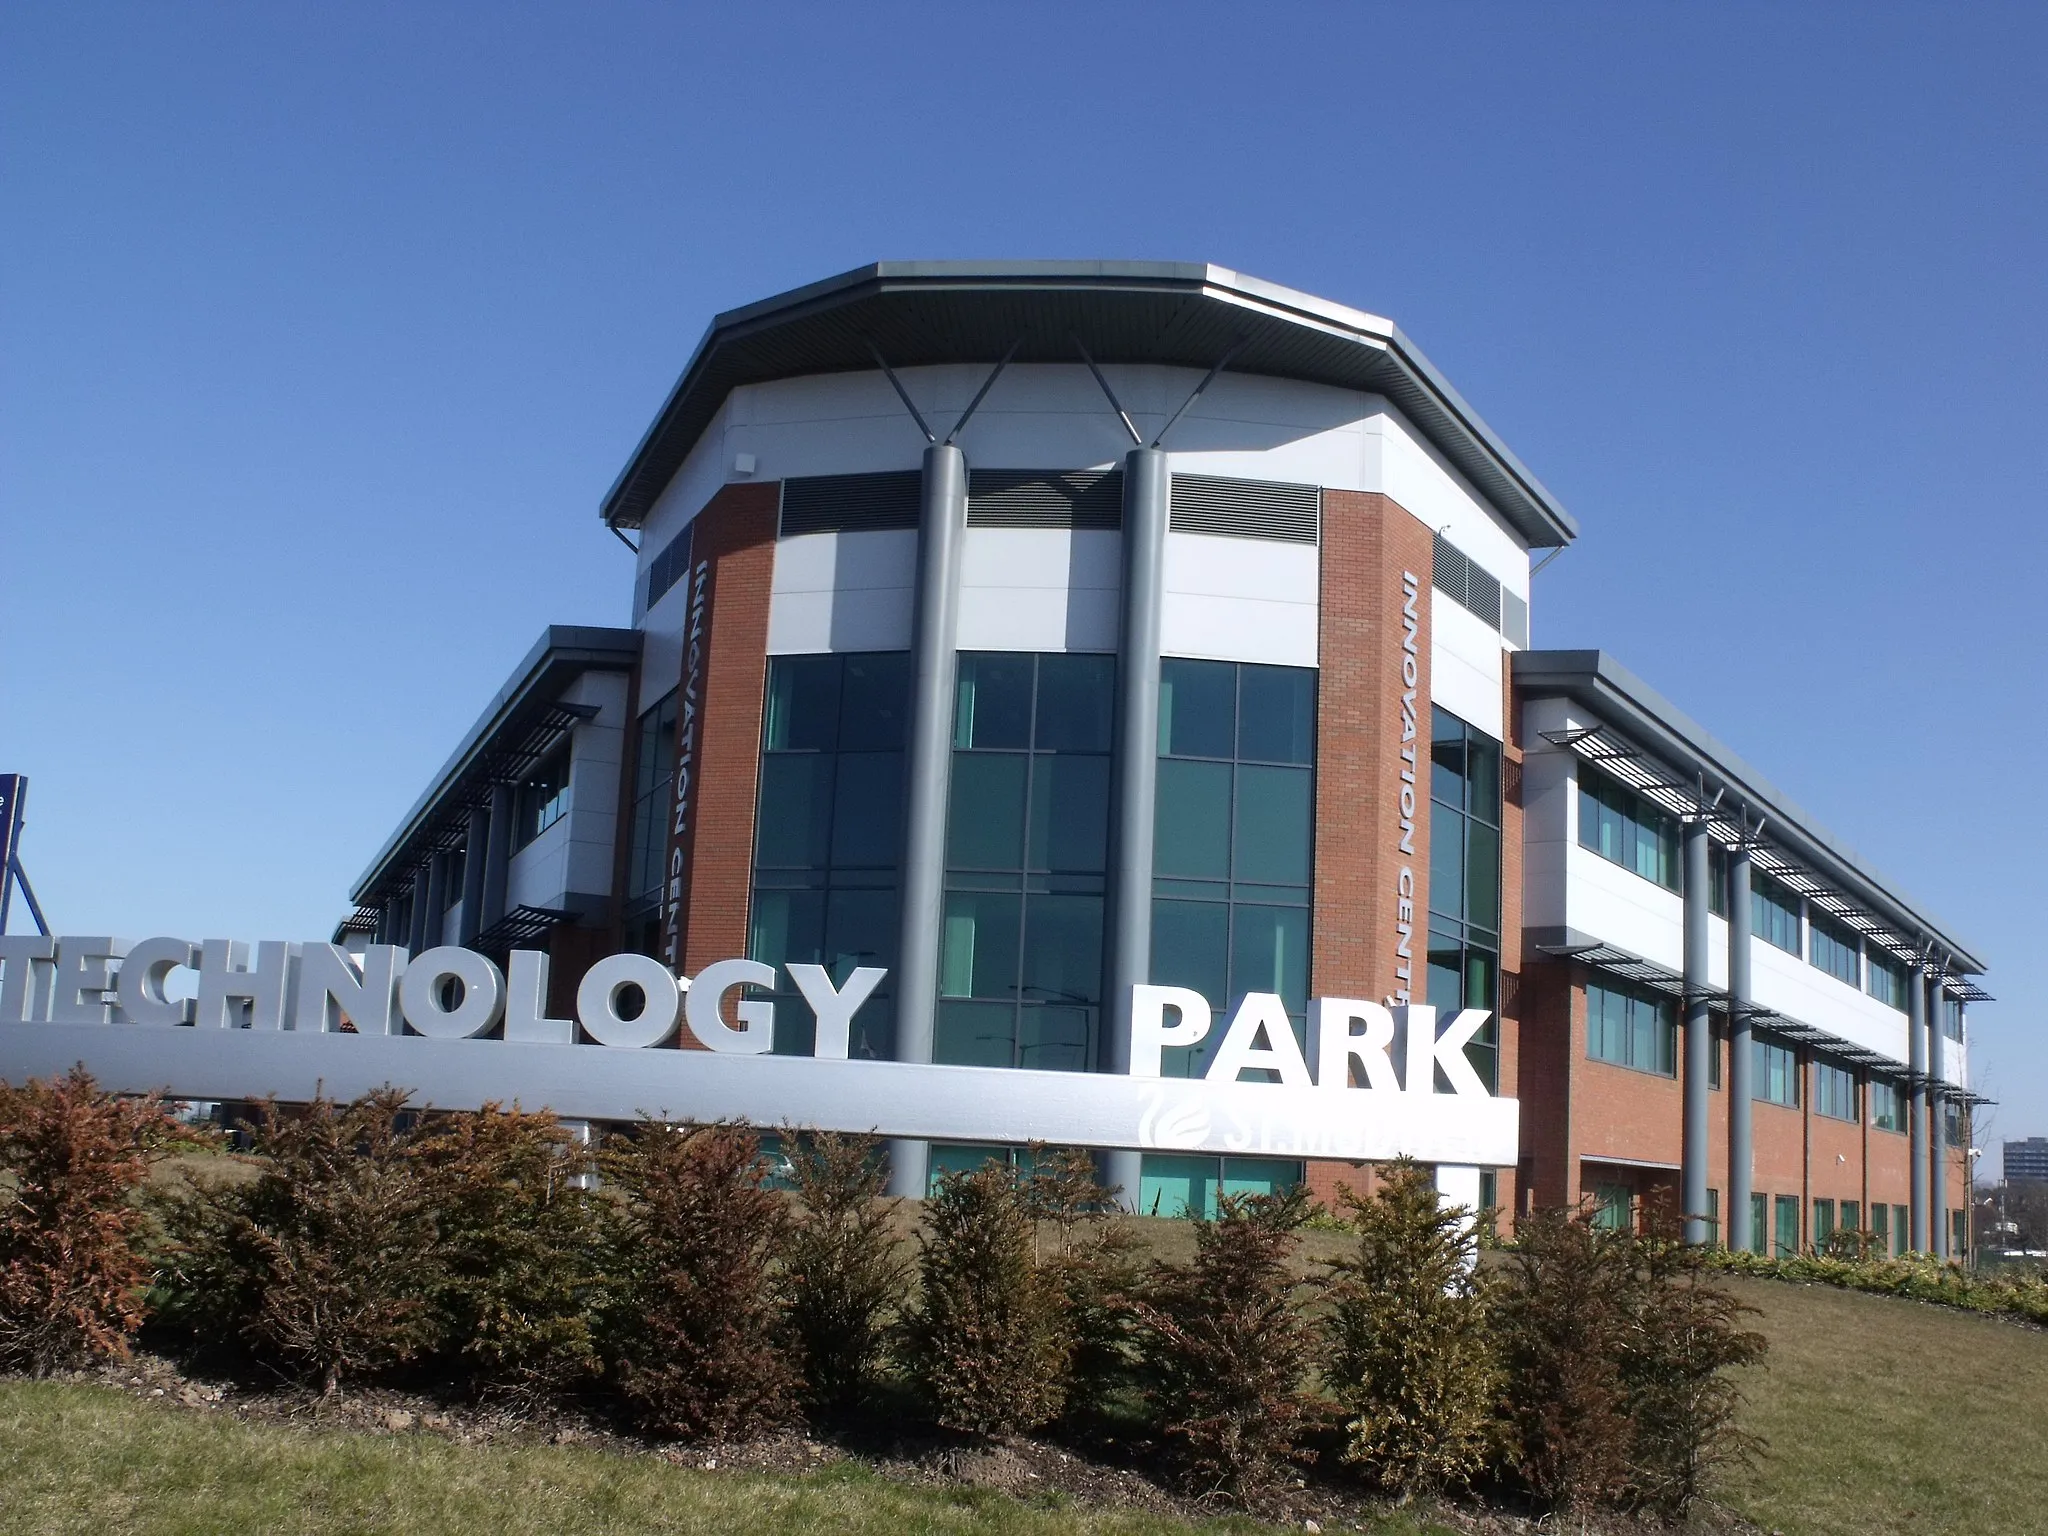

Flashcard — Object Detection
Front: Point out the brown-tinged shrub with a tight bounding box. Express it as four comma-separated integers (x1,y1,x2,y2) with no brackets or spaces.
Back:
0,1067,196,1374
907,1159,1068,1437
1135,1187,1315,1499
595,1121,796,1440
1323,1159,1498,1499
1023,1146,1144,1427
1491,1203,1637,1512
1623,1201,1768,1519
154,1090,442,1395
780,1130,907,1413
412,1104,601,1401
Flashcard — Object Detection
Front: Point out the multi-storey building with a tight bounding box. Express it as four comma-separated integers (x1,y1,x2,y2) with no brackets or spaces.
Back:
342,262,1988,1251
2006,1138,2048,1184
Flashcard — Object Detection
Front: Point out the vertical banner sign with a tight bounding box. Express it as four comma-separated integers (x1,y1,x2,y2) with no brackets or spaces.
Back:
1392,573,1421,1003
659,555,714,972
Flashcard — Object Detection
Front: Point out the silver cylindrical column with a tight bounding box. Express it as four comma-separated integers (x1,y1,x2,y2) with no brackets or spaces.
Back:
1727,846,1755,1252
480,782,515,934
458,804,490,946
1908,964,1930,1252
406,869,431,955
420,852,450,951
1681,819,1712,1245
887,442,968,1199
1099,447,1171,1208
1927,974,1947,1258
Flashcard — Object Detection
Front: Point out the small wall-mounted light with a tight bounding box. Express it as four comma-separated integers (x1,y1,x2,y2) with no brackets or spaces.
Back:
732,452,757,477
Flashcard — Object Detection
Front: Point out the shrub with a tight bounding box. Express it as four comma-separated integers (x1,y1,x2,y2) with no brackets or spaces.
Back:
412,1105,601,1401
154,1091,442,1394
1624,1209,1767,1520
0,1068,193,1374
1135,1187,1315,1499
1023,1146,1145,1427
908,1160,1068,1437
1491,1204,1636,1512
596,1121,796,1440
1323,1159,1498,1499
780,1130,907,1413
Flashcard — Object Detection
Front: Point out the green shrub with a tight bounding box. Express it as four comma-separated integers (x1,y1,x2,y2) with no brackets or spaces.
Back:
596,1121,796,1440
908,1160,1068,1437
155,1091,442,1395
1705,1246,2048,1325
412,1105,601,1401
0,1068,195,1374
1023,1147,1145,1427
780,1130,907,1413
1323,1159,1497,1498
1135,1187,1315,1499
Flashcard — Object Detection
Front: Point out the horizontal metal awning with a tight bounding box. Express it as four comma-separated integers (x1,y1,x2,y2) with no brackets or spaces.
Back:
472,904,576,958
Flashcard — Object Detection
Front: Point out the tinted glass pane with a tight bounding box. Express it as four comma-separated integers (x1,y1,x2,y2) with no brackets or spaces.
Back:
1139,1153,1214,1219
1159,658,1235,758
934,1000,1015,1068
749,887,825,969
1220,1157,1302,1202
1230,903,1309,1013
1431,731,1466,809
947,752,1027,869
1027,753,1110,873
766,654,840,752
1237,666,1314,763
1151,898,1229,1008
755,755,832,867
1035,653,1114,752
838,652,910,750
1232,764,1311,886
1427,935,1464,1015
830,752,902,868
1465,819,1501,932
824,885,897,980
954,654,1032,749
1430,809,1466,921
940,891,1021,1000
1154,759,1231,879
1018,1006,1091,1073
1021,892,1103,1007
1467,735,1501,824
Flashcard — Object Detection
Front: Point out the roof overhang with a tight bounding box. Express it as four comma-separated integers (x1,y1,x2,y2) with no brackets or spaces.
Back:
1514,650,1987,975
350,626,640,905
601,261,1578,549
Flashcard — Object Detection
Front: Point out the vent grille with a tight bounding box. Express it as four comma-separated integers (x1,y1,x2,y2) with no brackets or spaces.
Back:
643,524,694,612
779,471,923,537
1432,531,1502,629
1169,473,1319,543
968,468,1123,528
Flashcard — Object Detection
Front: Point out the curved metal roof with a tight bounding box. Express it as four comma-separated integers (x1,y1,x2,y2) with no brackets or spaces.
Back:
600,261,1578,548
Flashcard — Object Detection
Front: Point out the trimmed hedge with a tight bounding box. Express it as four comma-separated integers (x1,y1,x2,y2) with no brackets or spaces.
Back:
1704,1247,2048,1325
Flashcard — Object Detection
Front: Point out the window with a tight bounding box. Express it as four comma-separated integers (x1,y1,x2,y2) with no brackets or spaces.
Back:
1429,709,1503,1090
626,690,680,921
1578,770,1679,890
1593,1182,1633,1232
1706,1187,1720,1247
1809,912,1861,987
1870,1202,1890,1252
1708,1014,1725,1089
1752,871,1801,954
926,1142,1076,1191
1150,660,1315,1078
1137,1154,1303,1219
1891,1204,1909,1257
1587,979,1676,1076
1774,1194,1800,1258
1943,1101,1964,1146
1841,1200,1861,1239
1813,1198,1836,1253
1870,1078,1905,1133
937,653,1115,1074
516,747,571,847
1867,950,1909,1010
1952,1210,1968,1258
1815,1061,1858,1122
1754,1037,1800,1106
1708,848,1728,916
1749,1193,1768,1256
749,652,911,1060
1941,994,1964,1043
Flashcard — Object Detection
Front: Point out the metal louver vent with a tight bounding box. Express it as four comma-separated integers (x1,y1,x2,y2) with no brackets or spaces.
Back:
642,524,694,612
779,471,923,537
1168,474,1319,543
968,469,1124,528
1432,530,1503,630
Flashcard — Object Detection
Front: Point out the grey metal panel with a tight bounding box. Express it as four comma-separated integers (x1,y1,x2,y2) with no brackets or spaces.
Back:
1926,971,1946,1257
1168,473,1318,543
1727,846,1755,1253
967,468,1124,529
779,471,924,536
1681,820,1712,1245
1512,649,1987,975
597,262,1577,549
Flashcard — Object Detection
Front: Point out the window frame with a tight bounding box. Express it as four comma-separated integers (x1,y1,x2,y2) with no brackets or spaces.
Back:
1586,978,1678,1078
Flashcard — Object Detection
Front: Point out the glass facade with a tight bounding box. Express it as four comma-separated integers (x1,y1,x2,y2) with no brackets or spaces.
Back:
1809,912,1860,987
1136,1154,1303,1220
1149,658,1315,1078
1586,978,1676,1076
1428,709,1502,1090
1774,1194,1800,1258
1941,994,1964,1043
1815,1061,1858,1121
624,690,679,952
936,652,1114,1073
748,652,909,1060
1578,768,1679,889
1866,950,1909,1010
1870,1078,1905,1132
517,746,571,847
1755,1037,1800,1106
1752,870,1802,954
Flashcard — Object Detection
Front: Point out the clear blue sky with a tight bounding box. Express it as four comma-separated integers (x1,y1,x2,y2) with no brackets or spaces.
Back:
3,4,2042,1166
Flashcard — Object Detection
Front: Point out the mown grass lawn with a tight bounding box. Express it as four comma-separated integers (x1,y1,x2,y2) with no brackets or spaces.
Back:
1718,1275,2048,1536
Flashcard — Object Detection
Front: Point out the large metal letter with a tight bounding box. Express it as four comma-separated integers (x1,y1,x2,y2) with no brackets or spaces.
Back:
291,943,406,1034
1311,997,1400,1092
0,935,56,1022
400,946,506,1039
1727,845,1755,1253
504,949,574,1043
888,440,968,1197
786,963,886,1060
195,940,295,1030
1681,819,1712,1245
50,937,131,1025
684,958,776,1054
576,952,681,1049
116,937,200,1028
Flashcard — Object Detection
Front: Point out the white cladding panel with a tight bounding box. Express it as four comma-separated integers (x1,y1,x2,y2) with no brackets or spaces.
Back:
958,528,1120,653
766,530,916,654
1160,531,1319,667
1565,843,1685,974
1750,937,1914,1068
1371,407,1531,605
1430,594,1505,739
